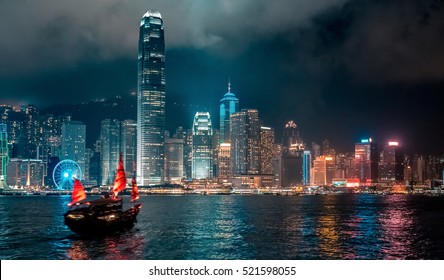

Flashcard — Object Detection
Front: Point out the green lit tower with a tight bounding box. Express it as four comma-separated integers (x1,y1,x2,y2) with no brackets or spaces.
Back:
0,124,9,190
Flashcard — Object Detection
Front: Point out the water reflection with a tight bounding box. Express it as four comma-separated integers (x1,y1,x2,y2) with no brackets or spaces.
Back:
378,195,418,259
315,196,342,259
66,231,145,260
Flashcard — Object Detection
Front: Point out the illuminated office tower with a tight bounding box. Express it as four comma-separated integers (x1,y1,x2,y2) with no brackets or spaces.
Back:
355,138,379,185
6,159,45,187
302,151,311,186
259,127,274,174
313,156,335,185
219,80,239,143
192,112,213,179
230,109,260,175
121,120,137,182
379,141,404,182
137,10,165,185
0,124,9,189
24,105,40,158
283,120,304,150
218,143,231,178
165,138,184,181
61,121,86,178
100,119,121,185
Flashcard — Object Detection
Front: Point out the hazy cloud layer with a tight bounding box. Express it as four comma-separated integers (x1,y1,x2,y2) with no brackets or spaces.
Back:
0,0,346,74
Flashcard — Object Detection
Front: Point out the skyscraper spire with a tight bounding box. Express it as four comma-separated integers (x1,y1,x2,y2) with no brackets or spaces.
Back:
228,77,231,93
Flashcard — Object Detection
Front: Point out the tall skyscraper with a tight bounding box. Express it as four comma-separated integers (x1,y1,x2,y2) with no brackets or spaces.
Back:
100,119,121,185
313,156,335,186
230,109,260,175
259,126,274,174
355,138,379,185
302,151,311,186
61,121,86,178
137,10,166,186
283,121,304,150
192,112,213,179
23,105,40,158
0,124,9,189
164,138,184,181
219,80,239,143
121,119,137,182
218,143,231,178
379,141,404,182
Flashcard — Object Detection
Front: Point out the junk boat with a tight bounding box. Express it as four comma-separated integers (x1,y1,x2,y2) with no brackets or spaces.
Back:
64,155,141,235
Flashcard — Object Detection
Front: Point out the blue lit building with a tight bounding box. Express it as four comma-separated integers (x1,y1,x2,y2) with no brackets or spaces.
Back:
303,150,311,186
192,112,213,179
219,80,239,143
137,10,166,185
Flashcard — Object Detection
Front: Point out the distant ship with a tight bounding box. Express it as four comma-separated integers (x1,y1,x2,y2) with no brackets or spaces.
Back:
64,154,141,235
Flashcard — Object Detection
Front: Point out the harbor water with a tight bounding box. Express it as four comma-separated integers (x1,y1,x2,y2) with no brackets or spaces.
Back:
1,194,444,260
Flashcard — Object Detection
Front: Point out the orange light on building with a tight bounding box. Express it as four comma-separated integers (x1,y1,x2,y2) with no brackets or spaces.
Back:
388,141,399,146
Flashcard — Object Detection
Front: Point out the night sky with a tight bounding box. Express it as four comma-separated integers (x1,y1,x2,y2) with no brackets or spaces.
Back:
1,0,444,154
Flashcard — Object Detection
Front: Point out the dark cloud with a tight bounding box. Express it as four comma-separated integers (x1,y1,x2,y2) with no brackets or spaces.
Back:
0,0,346,74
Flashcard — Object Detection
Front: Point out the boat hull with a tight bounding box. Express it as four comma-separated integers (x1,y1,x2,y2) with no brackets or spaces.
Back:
64,203,142,235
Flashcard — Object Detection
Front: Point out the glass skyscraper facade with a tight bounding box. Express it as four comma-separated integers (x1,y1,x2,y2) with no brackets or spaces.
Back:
230,109,260,175
192,112,213,179
61,121,86,179
355,139,379,185
137,10,166,186
219,81,239,143
100,119,121,185
121,119,137,183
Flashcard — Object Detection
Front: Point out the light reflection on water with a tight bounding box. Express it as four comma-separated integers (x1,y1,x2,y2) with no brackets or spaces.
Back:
1,194,444,259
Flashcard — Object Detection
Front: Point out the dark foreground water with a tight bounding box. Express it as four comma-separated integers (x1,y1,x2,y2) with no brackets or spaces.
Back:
1,194,444,260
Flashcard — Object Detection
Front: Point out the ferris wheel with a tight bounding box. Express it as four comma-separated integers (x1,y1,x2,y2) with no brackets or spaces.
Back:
53,159,82,190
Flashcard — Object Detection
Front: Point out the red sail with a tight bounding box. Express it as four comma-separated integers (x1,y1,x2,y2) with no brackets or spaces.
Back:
131,177,139,202
113,154,127,197
68,179,86,206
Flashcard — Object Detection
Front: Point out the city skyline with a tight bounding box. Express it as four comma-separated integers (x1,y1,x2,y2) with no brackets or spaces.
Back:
0,0,443,154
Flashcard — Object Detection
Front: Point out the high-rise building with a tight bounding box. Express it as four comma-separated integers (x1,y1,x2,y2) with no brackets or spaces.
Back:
23,105,40,158
6,159,45,187
61,121,86,178
218,143,231,178
219,80,239,143
379,141,404,182
283,121,304,151
137,10,166,186
0,124,9,189
192,112,213,179
313,156,335,185
100,119,121,185
184,129,193,179
282,151,303,187
230,109,260,175
121,120,137,181
355,138,379,185
302,151,311,186
410,154,425,183
259,126,274,174
272,143,283,187
164,138,184,182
